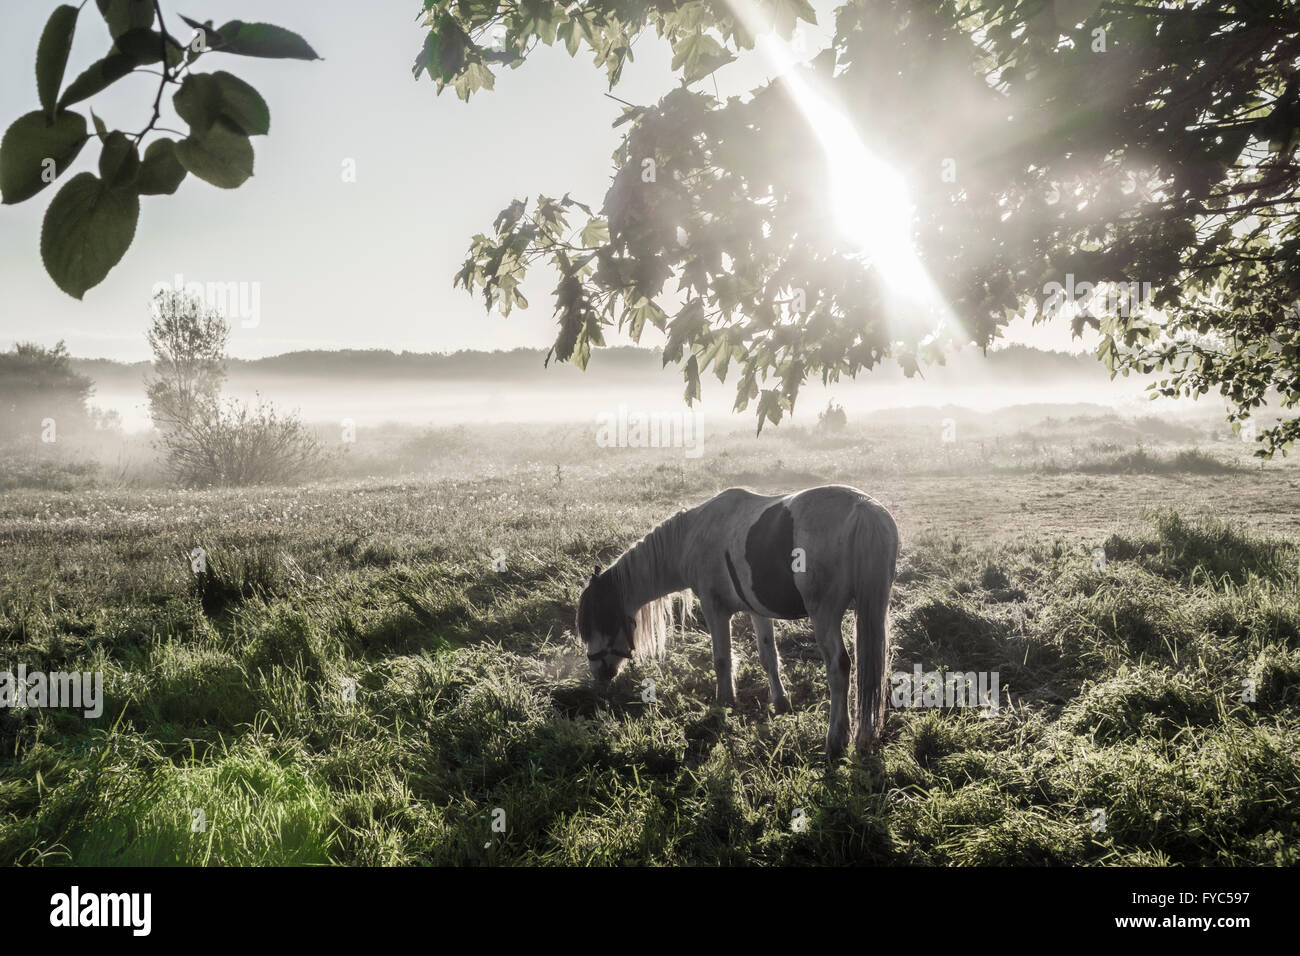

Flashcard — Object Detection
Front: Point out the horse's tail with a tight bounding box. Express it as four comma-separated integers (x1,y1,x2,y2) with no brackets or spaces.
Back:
851,498,899,749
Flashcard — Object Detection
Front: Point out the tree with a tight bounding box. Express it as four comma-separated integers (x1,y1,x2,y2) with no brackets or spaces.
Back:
0,340,96,440
11,2,1300,453
416,0,1300,453
817,399,847,433
145,289,228,433
145,290,318,485
0,1,318,298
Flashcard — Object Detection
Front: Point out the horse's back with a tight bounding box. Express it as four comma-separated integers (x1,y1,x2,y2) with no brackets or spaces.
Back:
699,484,895,540
788,484,895,533
686,484,895,620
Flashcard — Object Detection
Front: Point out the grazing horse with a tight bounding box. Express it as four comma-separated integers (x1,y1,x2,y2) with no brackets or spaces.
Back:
576,484,899,757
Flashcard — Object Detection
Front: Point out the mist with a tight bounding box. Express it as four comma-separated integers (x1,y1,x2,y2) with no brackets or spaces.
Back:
77,343,1173,435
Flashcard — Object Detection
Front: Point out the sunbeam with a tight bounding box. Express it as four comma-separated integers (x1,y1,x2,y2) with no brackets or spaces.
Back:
725,1,961,344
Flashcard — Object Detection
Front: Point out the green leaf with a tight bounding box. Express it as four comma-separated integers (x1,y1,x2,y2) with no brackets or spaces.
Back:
177,16,221,61
39,171,140,299
453,61,495,101
213,21,321,60
209,72,270,135
98,130,140,186
414,15,468,84
112,28,169,65
36,5,80,116
670,33,734,84
58,54,136,109
174,72,270,137
96,0,154,39
172,72,221,132
175,121,254,188
580,218,609,247
766,0,818,36
137,138,187,195
0,110,88,204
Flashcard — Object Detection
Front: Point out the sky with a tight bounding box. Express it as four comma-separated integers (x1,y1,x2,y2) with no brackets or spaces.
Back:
0,0,1086,361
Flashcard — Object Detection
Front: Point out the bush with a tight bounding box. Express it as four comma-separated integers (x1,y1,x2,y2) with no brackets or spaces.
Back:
160,396,320,487
817,400,847,432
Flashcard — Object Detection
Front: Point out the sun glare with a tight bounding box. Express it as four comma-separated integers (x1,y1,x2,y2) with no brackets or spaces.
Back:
729,3,960,343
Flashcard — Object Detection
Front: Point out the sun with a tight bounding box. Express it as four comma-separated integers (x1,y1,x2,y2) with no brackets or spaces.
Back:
728,5,960,344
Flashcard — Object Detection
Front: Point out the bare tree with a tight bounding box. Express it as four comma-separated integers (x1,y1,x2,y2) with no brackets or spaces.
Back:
145,291,228,434
145,291,319,486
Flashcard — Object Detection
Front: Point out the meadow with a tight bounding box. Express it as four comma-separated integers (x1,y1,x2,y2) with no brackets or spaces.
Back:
2,411,1299,865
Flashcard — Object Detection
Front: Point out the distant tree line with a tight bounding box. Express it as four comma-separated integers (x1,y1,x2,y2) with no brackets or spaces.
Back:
0,341,111,441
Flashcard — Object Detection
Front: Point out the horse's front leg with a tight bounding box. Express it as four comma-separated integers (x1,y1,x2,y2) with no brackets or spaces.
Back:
701,597,735,707
812,607,851,759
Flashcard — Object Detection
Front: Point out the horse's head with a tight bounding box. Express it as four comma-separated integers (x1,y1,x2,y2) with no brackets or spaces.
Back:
576,565,636,683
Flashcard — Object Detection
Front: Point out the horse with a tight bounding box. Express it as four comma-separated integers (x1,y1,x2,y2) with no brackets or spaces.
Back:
576,484,899,757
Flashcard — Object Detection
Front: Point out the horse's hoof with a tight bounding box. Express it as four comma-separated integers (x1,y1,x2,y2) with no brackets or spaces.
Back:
855,724,883,754
773,697,793,715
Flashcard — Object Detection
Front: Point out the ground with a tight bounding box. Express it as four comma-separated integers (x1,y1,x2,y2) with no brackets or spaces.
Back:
1,416,1298,865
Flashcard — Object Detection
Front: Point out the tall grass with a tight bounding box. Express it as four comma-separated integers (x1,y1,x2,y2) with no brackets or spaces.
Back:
0,456,1297,865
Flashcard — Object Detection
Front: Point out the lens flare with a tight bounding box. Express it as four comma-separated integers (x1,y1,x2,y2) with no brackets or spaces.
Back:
726,2,960,342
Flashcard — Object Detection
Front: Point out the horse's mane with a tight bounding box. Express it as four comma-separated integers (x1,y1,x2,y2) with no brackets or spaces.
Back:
610,510,693,661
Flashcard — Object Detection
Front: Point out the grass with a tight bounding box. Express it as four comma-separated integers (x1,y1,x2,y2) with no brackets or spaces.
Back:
1,423,1298,865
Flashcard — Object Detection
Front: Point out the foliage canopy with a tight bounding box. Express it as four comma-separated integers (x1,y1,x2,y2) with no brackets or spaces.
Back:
420,0,1300,452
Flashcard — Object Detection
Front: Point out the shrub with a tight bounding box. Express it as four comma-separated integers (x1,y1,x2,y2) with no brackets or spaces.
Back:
160,396,320,487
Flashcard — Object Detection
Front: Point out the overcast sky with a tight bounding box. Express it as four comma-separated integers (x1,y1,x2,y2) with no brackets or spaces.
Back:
0,0,1081,361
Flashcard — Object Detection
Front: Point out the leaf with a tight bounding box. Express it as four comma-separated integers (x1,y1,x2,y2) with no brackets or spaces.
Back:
96,0,154,39
36,5,80,116
0,110,88,204
209,72,270,135
112,28,169,65
175,121,254,188
172,73,221,132
98,130,140,186
580,218,609,247
683,353,701,403
178,16,222,59
670,33,734,84
39,171,140,299
174,72,270,137
414,15,468,83
765,0,818,35
137,138,187,195
213,21,321,60
58,54,136,109
453,61,494,101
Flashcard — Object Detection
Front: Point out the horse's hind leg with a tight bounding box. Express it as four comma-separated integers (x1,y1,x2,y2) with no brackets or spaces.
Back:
812,607,851,759
750,614,791,714
701,597,736,707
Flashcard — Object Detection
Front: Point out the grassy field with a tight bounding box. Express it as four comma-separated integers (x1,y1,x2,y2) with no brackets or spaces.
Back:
2,415,1299,865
